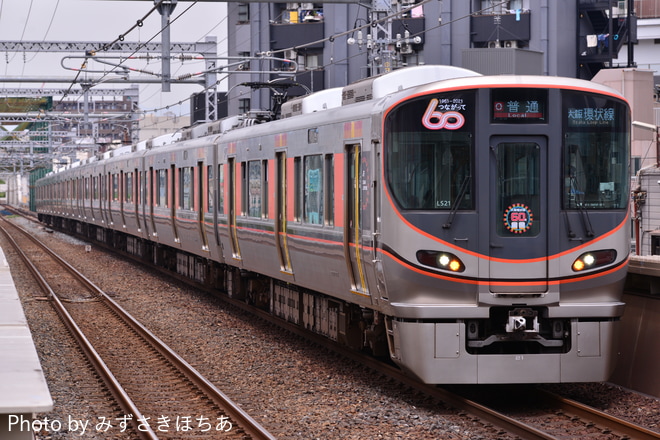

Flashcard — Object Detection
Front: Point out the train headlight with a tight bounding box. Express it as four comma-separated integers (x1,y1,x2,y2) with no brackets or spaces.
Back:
571,250,617,272
417,250,465,273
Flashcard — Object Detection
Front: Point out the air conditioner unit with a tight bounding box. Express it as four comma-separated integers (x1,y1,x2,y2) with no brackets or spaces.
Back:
284,49,297,60
504,40,518,48
488,41,501,48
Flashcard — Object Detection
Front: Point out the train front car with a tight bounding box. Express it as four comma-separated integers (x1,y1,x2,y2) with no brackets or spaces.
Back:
380,76,630,384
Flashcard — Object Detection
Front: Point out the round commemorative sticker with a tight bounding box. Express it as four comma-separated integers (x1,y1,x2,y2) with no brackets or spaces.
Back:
503,203,533,234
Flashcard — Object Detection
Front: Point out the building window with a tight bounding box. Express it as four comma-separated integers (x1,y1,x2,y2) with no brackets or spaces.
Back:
239,98,251,114
238,3,249,23
298,52,321,70
238,51,251,71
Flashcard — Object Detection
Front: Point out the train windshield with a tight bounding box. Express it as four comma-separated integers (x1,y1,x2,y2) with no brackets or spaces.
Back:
562,91,629,210
385,91,474,210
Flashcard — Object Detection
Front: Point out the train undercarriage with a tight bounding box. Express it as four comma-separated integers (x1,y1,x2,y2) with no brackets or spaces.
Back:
40,214,391,360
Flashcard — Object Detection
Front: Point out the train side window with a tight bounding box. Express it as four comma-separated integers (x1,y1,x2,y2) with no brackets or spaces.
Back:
248,160,262,218
304,154,323,225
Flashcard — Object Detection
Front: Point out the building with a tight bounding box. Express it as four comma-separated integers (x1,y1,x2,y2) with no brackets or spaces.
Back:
226,0,637,113
139,112,191,141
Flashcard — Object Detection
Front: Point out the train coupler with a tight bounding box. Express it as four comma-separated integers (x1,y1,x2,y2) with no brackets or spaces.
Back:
505,308,539,334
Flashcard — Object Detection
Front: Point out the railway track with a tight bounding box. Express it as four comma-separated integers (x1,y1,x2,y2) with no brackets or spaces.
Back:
5,208,660,439
212,277,660,440
0,215,275,440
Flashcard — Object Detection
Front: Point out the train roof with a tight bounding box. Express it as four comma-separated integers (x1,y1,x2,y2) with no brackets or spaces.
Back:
417,73,628,98
41,66,628,179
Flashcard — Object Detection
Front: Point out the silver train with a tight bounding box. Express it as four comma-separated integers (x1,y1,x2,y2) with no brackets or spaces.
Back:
35,66,631,384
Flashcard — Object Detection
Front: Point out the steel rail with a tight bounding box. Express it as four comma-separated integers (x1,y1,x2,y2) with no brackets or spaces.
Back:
0,219,159,440
0,217,276,440
206,291,561,440
537,389,660,440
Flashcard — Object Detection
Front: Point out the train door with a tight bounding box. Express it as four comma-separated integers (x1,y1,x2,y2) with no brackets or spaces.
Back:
140,169,149,236
489,136,548,292
79,177,85,219
133,168,141,232
345,143,369,295
91,176,97,221
170,164,180,243
197,161,209,251
119,171,127,227
99,173,107,225
149,167,157,237
275,152,292,273
107,172,115,226
228,157,241,259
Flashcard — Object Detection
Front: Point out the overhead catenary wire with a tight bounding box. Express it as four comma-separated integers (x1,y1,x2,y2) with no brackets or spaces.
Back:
6,0,511,127
57,0,200,106
134,1,511,116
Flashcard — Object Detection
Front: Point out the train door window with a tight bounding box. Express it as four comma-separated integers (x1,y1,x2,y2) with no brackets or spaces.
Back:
263,160,269,219
125,172,133,203
325,154,334,226
495,142,541,236
304,155,323,225
157,169,168,207
207,165,214,214
218,163,225,215
248,160,262,218
240,162,247,216
112,173,119,201
294,157,302,221
136,172,140,205
180,167,193,210
154,169,160,207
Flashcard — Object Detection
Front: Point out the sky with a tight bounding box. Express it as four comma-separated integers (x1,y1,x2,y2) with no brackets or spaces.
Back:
0,0,228,116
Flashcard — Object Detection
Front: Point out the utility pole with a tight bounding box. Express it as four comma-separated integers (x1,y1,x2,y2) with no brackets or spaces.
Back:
347,0,422,76
155,0,178,92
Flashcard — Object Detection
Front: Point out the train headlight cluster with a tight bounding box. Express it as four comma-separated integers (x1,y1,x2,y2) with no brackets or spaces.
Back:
571,250,617,272
417,250,465,272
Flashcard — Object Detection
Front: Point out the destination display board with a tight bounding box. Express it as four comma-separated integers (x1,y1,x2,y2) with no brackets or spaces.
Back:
491,88,547,123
